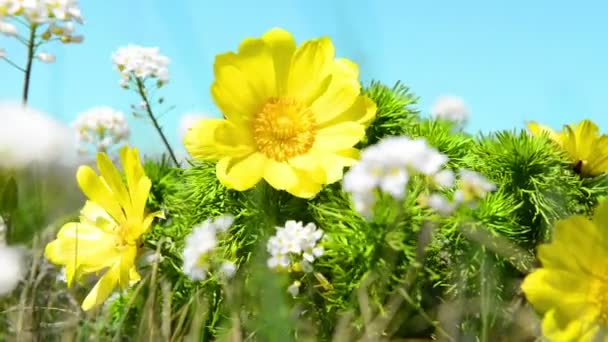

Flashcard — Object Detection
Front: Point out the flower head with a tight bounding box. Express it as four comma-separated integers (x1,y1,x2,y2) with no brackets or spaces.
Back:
0,244,25,296
182,215,235,281
0,0,83,39
73,106,130,156
267,220,324,272
112,45,170,87
521,201,608,341
527,119,608,177
0,101,75,169
431,95,469,125
44,146,163,310
184,28,376,198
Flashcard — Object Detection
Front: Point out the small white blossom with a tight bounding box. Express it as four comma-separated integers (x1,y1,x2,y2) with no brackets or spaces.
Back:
431,95,469,124
73,106,130,156
433,169,455,188
0,21,17,36
0,245,25,296
36,52,55,63
0,101,76,169
458,169,496,202
426,193,457,216
267,220,324,271
182,215,236,281
287,281,301,297
219,261,237,279
112,45,170,87
343,136,449,218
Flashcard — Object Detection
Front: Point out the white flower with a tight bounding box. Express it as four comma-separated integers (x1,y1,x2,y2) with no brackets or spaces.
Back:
73,106,129,156
112,45,170,85
181,214,235,281
36,52,56,63
432,169,455,188
287,281,301,297
178,113,210,142
458,169,496,202
426,193,456,216
267,220,324,271
0,245,25,296
0,101,76,169
343,136,449,216
219,261,237,279
0,20,17,36
182,221,217,281
431,95,469,124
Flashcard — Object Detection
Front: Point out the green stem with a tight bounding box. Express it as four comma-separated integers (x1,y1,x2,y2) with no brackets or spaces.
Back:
22,25,37,106
135,78,179,166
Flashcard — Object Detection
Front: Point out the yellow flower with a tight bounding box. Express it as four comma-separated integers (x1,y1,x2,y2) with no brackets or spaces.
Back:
521,201,608,341
527,119,608,177
45,146,162,311
185,28,377,198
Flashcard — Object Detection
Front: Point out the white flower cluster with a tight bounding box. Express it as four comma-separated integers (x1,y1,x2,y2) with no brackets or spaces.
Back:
343,136,449,218
431,95,469,125
0,101,76,169
0,243,25,296
0,0,83,41
182,215,236,281
421,169,497,216
112,45,170,88
267,220,324,272
72,107,130,155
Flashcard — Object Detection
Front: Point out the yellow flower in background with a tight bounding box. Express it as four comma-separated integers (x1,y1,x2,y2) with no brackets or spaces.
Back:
185,28,377,198
521,201,608,341
45,146,162,311
527,119,608,177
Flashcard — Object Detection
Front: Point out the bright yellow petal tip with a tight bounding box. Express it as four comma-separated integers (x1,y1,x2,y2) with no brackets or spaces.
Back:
184,28,377,198
44,146,161,311
527,119,608,177
521,201,608,341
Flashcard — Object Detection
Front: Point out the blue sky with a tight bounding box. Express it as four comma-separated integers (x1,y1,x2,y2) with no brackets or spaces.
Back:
1,0,607,155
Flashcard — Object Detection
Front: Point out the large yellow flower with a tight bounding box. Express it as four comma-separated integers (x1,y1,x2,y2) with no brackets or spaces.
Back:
185,28,377,198
521,201,608,341
527,119,608,177
45,146,162,311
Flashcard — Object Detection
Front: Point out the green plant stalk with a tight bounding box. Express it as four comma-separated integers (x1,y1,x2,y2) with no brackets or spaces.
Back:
135,78,179,166
22,25,38,106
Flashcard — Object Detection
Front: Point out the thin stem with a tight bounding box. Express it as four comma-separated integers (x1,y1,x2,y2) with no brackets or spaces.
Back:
22,25,37,106
135,77,179,166
1,57,26,72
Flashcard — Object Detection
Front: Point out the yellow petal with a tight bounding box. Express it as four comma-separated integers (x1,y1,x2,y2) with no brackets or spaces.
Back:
311,59,361,125
313,122,365,151
289,148,360,185
216,153,267,191
96,152,131,212
76,166,125,225
538,215,608,275
81,262,121,311
317,95,377,129
120,146,145,196
527,121,560,142
211,39,276,122
287,36,335,105
185,119,255,160
263,160,297,190
262,28,296,95
542,309,601,342
521,269,590,315
79,201,116,232
286,168,323,199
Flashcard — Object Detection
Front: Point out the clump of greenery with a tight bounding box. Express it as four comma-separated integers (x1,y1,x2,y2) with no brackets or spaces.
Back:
4,80,608,341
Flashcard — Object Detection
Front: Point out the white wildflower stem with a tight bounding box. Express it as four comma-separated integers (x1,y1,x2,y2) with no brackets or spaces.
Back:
135,78,179,165
22,25,38,105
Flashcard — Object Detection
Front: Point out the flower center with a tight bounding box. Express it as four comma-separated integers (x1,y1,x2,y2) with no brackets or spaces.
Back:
252,97,316,161
590,277,608,324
